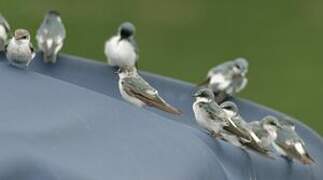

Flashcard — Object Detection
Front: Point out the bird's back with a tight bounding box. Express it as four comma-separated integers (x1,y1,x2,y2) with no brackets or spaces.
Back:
37,18,66,42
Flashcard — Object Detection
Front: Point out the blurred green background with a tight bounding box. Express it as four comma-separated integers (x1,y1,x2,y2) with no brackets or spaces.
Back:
2,0,322,134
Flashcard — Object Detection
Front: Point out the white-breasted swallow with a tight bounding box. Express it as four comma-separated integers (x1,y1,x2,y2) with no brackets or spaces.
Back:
192,88,231,137
6,29,35,69
273,119,315,164
219,101,274,158
36,10,66,63
105,22,138,68
192,88,266,155
0,14,10,52
199,58,248,103
118,66,181,115
249,116,281,150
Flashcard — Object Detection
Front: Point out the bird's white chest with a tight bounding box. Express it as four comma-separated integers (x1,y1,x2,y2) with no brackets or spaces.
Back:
0,25,7,40
262,131,277,147
193,100,222,132
209,74,231,91
118,79,145,107
6,39,33,62
105,36,137,67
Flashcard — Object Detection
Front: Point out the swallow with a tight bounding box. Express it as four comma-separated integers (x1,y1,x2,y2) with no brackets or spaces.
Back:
36,10,66,63
105,22,138,68
117,66,181,115
6,29,35,69
199,58,248,103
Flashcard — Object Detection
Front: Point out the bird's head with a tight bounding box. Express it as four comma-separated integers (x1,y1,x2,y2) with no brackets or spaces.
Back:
232,58,248,76
193,88,214,100
261,116,282,133
46,10,62,22
47,10,61,16
14,29,30,42
118,22,135,40
220,101,239,117
279,116,296,130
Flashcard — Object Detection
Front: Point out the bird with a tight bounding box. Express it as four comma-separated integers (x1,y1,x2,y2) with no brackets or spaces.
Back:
218,101,255,145
199,58,249,103
192,88,267,155
249,116,281,150
117,66,181,115
6,29,35,69
192,88,232,138
105,22,138,68
0,14,10,52
36,10,66,63
273,119,315,164
218,101,274,158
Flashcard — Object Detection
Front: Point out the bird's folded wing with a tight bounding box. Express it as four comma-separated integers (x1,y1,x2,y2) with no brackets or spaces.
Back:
123,76,162,104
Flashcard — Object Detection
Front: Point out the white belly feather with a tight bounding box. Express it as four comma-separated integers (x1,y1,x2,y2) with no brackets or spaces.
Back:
6,39,34,65
118,79,145,107
210,74,231,91
193,100,222,133
105,36,137,67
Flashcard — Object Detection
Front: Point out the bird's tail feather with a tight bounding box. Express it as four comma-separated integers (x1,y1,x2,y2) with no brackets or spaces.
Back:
150,98,182,115
197,77,210,87
301,153,315,165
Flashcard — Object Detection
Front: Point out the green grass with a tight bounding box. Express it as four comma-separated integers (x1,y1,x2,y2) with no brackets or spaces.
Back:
2,0,323,134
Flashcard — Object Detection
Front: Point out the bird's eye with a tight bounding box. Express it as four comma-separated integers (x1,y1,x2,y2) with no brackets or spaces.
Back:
22,36,27,39
269,121,276,126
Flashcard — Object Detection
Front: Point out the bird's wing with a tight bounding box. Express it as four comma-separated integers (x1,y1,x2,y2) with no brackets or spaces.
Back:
223,115,254,143
199,101,227,123
207,61,234,78
275,127,307,157
249,121,267,138
122,76,181,115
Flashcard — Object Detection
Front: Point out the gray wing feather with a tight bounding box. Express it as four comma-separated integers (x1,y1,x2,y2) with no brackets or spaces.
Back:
207,61,234,78
122,75,181,114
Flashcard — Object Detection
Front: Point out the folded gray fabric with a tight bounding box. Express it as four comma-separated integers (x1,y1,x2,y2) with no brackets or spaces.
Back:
0,53,321,180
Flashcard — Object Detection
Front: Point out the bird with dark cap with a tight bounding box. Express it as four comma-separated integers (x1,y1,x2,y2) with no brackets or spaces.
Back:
105,22,138,68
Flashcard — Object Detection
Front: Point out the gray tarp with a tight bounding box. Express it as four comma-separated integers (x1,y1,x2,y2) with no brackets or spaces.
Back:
0,53,322,180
